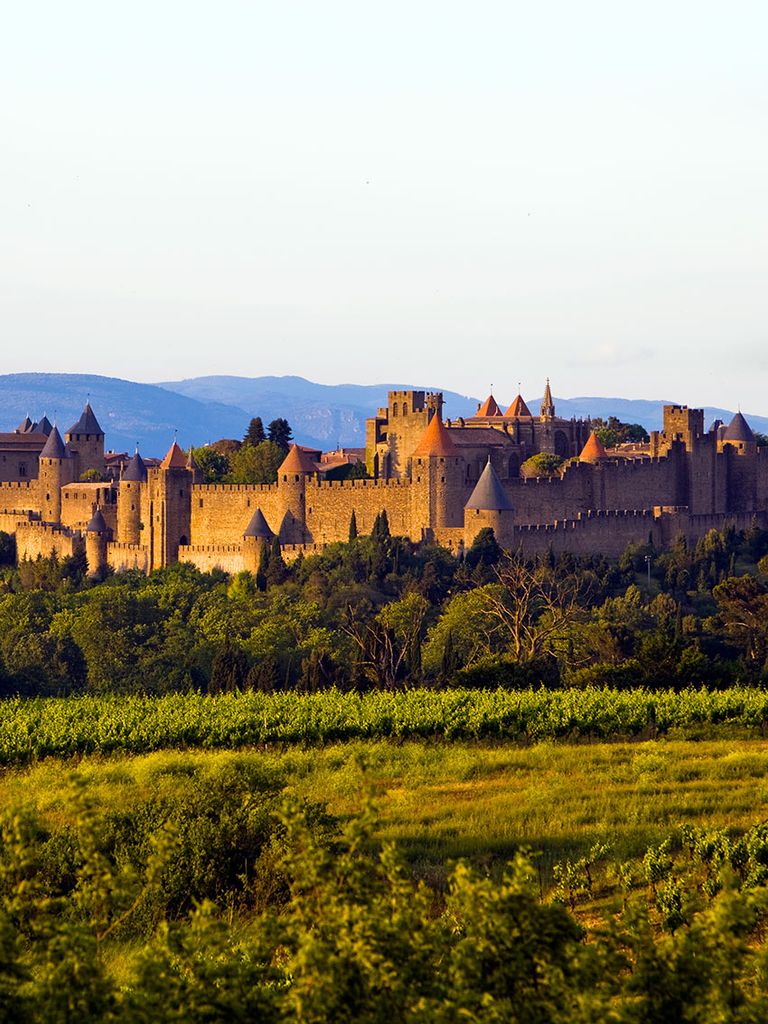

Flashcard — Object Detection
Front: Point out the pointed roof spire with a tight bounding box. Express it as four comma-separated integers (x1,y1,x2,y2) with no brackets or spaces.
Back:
122,448,148,482
16,415,34,433
540,378,555,419
36,415,52,436
476,394,502,417
504,394,532,418
160,441,188,469
67,401,103,437
186,448,200,472
40,425,67,460
579,431,609,463
86,508,108,533
465,459,514,511
244,508,274,540
723,411,755,443
279,444,318,474
412,413,458,457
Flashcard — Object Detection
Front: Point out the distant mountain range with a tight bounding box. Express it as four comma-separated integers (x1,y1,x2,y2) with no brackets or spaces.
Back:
0,373,765,457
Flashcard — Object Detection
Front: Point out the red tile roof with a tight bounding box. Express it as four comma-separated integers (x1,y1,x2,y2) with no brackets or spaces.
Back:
476,394,502,417
579,432,609,462
279,444,319,474
160,441,188,469
504,394,532,418
412,414,459,457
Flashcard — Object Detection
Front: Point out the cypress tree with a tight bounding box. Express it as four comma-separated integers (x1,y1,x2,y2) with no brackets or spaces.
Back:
348,510,358,542
244,416,266,446
267,418,293,452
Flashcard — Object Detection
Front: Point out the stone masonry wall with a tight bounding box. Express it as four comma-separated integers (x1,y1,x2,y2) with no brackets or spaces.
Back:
178,543,245,575
190,484,285,547
16,522,83,562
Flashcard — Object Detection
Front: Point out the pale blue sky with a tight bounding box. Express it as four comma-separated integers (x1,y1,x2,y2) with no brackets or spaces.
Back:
2,1,766,411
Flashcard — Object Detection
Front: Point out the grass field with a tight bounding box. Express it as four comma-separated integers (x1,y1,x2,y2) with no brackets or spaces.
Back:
5,736,768,882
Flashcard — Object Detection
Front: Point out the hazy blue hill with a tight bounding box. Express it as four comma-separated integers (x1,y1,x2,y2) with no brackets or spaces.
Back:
158,375,482,448
1,373,766,457
550,396,768,435
0,374,251,457
161,375,768,440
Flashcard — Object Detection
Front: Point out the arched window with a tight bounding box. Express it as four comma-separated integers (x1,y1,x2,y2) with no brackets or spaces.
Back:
402,403,407,417
554,430,570,457
392,404,398,417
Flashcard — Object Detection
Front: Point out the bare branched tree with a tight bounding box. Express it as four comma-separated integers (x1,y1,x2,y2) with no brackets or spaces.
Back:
482,551,593,664
341,593,428,690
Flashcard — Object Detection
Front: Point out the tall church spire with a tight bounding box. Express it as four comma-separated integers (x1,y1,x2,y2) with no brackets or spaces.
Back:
540,378,555,419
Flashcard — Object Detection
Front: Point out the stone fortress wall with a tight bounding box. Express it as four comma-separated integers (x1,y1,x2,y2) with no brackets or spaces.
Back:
0,389,765,577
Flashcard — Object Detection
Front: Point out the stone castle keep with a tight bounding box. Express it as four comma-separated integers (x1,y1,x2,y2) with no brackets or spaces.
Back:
1,383,766,577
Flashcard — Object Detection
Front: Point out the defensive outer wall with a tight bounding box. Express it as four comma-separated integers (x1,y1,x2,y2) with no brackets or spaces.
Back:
0,395,766,576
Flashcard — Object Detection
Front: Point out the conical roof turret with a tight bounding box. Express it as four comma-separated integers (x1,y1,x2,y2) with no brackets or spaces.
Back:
465,459,514,511
476,394,502,417
16,415,33,433
244,508,274,540
279,444,318,474
36,415,52,436
86,508,108,533
579,431,609,463
723,411,755,443
67,401,103,436
504,394,532,418
412,414,458,457
160,441,188,470
40,425,67,460
123,449,148,482
186,449,200,472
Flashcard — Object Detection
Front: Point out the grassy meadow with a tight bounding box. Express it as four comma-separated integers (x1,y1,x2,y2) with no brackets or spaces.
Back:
6,735,768,882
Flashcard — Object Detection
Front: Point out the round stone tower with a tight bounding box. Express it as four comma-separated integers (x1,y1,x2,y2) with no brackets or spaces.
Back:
463,458,515,549
85,507,109,577
117,448,147,546
242,507,274,573
276,445,316,544
410,413,465,531
38,426,73,524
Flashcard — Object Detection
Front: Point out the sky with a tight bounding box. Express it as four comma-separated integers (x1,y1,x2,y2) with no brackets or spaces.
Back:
2,1,767,412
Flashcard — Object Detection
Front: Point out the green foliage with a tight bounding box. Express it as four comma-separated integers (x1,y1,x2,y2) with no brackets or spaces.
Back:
226,440,284,484
243,415,265,446
6,686,768,762
520,452,565,477
591,415,650,444
78,468,104,482
266,417,293,452
0,532,15,567
189,445,229,483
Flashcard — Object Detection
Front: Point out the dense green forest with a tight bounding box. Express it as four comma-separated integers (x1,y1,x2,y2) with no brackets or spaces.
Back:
1,515,768,697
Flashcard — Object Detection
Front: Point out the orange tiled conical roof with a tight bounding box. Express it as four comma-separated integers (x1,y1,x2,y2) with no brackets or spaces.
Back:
412,413,458,457
160,441,188,469
579,431,609,463
476,394,502,417
279,444,318,474
504,394,532,418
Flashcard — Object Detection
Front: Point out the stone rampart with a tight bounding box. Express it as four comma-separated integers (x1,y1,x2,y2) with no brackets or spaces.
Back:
16,522,83,562
107,542,150,574
178,543,246,575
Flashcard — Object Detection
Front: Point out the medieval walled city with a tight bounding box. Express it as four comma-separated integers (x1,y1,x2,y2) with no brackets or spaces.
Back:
1,381,765,578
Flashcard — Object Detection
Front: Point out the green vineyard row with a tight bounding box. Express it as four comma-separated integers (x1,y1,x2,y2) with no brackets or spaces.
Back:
1,686,768,763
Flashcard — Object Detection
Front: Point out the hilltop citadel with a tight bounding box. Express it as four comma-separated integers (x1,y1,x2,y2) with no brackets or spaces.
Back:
0,382,766,576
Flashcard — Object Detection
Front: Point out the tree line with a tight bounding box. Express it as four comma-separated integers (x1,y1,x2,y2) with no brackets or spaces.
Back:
1,514,768,696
